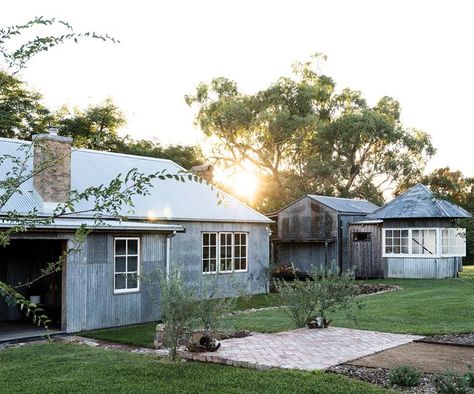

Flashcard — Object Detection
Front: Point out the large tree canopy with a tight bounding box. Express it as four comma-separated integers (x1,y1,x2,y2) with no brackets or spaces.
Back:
186,55,435,211
0,71,51,139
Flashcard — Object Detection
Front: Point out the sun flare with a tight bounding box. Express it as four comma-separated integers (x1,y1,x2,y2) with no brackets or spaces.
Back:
231,172,259,200
214,167,260,201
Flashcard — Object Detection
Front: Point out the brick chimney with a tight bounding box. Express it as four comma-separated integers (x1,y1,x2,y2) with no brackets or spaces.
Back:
191,163,213,183
32,127,73,209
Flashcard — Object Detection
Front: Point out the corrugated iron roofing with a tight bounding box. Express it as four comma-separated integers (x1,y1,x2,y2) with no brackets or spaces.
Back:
366,184,471,219
307,195,379,214
0,138,271,223
0,218,185,231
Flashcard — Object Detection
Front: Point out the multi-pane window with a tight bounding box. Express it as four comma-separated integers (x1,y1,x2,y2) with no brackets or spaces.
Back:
383,228,467,257
202,232,248,274
202,233,218,273
412,229,437,255
234,233,247,271
384,230,409,255
220,233,233,272
114,238,139,293
442,228,466,256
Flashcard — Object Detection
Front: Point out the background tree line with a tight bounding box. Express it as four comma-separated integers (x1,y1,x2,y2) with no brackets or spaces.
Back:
0,71,203,169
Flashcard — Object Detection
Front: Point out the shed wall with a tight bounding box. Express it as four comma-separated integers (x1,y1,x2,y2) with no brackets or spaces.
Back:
277,241,337,272
384,257,459,278
277,197,337,240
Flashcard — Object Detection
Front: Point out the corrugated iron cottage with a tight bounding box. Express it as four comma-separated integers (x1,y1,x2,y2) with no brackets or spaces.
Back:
0,131,272,335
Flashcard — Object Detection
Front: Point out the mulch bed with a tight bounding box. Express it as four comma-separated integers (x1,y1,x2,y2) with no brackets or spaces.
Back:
327,364,436,394
417,333,474,347
357,283,401,295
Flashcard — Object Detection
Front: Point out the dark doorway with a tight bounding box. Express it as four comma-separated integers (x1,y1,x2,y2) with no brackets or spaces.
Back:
0,239,65,331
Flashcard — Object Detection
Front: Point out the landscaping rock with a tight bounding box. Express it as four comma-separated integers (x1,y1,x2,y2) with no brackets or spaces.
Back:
153,324,166,349
418,333,474,347
357,284,401,295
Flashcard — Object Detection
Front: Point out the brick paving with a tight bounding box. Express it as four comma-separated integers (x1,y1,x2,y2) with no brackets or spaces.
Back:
182,327,423,371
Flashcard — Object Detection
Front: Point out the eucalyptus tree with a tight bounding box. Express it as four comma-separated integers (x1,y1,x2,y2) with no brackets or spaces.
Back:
186,54,435,211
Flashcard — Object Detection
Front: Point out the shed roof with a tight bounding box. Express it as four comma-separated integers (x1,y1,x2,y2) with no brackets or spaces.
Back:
0,218,185,232
0,138,271,224
366,184,472,219
307,195,379,214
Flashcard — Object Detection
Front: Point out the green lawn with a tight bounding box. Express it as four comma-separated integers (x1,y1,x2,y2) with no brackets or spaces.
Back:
231,275,474,335
0,343,389,394
82,270,474,346
81,322,157,348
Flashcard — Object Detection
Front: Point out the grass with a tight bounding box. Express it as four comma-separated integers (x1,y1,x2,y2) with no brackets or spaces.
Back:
81,293,281,348
82,269,474,346
0,343,390,394
231,275,474,335
81,322,156,348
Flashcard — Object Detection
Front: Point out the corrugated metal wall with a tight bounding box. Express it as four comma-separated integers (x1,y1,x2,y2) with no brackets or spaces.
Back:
171,222,270,297
2,224,270,333
385,257,458,278
277,242,337,272
66,233,166,332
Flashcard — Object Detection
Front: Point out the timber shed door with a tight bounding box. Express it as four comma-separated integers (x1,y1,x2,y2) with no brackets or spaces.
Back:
352,236,373,278
349,224,383,278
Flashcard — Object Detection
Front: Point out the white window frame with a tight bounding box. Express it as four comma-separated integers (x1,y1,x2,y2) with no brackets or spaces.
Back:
201,231,249,274
441,228,467,257
233,232,248,272
383,228,466,258
411,228,438,256
219,232,234,273
202,232,218,275
383,229,410,256
114,237,140,294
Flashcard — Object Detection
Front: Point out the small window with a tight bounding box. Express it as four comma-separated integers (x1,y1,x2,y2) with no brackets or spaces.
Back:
202,232,217,274
114,238,140,293
234,232,248,272
385,229,409,255
353,232,371,242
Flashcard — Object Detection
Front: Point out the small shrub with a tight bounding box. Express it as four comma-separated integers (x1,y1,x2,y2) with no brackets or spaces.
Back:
432,369,473,394
149,269,237,360
388,365,421,387
464,365,474,388
273,268,360,328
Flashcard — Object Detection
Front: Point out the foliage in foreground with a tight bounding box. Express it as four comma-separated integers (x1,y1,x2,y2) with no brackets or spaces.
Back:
432,369,474,394
387,365,421,387
0,343,389,394
273,269,360,328
151,270,236,359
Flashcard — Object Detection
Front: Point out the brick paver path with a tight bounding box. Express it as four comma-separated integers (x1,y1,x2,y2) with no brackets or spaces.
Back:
182,327,423,370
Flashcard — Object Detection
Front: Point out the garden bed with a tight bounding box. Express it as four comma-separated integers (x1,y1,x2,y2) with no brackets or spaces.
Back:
357,284,401,295
327,365,436,394
417,333,474,347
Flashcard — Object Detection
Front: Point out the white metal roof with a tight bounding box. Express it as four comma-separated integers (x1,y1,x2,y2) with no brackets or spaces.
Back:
0,138,271,224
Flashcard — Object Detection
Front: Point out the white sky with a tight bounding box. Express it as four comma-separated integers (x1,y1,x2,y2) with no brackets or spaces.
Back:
2,0,474,176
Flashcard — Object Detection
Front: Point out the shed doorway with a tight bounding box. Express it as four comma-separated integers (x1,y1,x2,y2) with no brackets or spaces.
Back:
351,233,374,279
0,239,66,342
